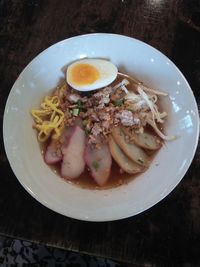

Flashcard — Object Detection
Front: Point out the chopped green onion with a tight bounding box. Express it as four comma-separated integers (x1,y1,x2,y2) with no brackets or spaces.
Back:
137,158,144,164
77,99,83,109
114,98,124,106
72,108,79,116
85,128,91,135
92,160,100,171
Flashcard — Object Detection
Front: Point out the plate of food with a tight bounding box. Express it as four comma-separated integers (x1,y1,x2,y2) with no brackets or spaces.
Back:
3,33,199,221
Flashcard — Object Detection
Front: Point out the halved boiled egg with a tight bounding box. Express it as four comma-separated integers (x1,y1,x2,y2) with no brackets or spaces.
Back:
66,58,118,91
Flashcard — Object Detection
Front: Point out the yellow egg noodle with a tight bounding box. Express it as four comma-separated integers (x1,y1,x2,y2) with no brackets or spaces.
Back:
31,95,64,142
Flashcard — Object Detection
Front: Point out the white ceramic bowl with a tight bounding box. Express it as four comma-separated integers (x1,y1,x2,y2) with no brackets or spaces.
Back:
3,33,199,221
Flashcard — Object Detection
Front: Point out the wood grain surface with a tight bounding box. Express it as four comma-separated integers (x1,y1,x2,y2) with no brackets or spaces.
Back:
0,0,200,266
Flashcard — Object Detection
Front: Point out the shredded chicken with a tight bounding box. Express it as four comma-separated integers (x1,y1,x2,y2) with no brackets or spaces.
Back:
115,110,140,126
68,93,81,103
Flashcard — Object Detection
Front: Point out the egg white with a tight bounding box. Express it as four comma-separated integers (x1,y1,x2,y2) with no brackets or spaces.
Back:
66,58,118,91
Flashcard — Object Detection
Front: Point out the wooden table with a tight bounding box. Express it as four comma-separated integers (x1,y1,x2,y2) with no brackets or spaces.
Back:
0,0,200,266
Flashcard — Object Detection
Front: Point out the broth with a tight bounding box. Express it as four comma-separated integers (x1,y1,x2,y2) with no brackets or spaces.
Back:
42,138,158,190
52,160,135,190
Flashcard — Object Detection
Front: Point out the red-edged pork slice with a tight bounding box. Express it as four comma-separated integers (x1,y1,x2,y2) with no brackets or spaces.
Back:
44,140,62,165
61,126,86,179
59,126,75,146
45,126,75,165
85,143,112,186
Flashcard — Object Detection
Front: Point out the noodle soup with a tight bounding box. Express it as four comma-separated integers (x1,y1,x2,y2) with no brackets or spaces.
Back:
31,59,175,189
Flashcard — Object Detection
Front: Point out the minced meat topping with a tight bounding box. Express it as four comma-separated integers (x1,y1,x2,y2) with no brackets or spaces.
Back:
49,77,174,144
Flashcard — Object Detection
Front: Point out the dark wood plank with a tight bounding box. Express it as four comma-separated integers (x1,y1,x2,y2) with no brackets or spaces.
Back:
0,0,200,265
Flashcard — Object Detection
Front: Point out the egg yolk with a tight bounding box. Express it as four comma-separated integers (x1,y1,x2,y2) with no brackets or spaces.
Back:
70,64,100,85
